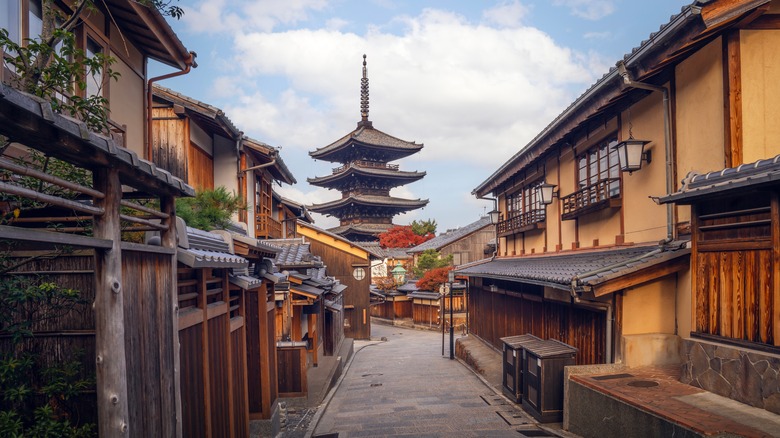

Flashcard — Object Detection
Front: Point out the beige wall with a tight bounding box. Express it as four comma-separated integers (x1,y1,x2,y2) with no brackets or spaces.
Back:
620,91,668,244
741,29,780,163
213,134,239,200
109,60,145,157
622,275,677,335
190,122,212,154
675,38,725,179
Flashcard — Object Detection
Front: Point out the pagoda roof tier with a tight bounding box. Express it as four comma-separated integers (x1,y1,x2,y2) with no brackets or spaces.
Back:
308,195,428,216
308,162,426,189
310,126,423,163
327,223,394,241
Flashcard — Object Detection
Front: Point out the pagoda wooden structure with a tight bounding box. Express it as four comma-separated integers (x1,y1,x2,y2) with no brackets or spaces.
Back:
308,55,428,242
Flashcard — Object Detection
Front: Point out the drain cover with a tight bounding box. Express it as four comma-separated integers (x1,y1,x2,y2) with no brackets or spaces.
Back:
627,380,659,388
370,383,382,387
516,429,554,437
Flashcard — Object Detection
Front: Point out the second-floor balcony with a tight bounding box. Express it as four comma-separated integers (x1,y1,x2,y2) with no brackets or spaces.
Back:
256,212,282,239
561,178,621,220
497,209,546,236
332,160,400,175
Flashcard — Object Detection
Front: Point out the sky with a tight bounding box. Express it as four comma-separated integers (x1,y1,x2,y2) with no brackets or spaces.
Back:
150,0,689,233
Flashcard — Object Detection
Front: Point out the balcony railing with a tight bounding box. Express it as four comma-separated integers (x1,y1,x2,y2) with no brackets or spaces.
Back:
561,178,621,220
497,209,546,236
332,160,400,174
256,213,282,239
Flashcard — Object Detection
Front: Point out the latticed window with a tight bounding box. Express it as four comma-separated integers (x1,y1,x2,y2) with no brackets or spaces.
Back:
562,136,621,220
577,136,620,196
498,180,545,235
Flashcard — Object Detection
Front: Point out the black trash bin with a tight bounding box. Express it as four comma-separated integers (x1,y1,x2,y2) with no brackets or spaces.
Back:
500,334,544,403
521,339,577,423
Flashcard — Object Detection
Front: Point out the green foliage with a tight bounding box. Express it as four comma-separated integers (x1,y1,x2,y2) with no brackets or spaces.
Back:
0,259,96,436
411,219,437,236
176,187,245,231
0,26,118,133
412,249,453,278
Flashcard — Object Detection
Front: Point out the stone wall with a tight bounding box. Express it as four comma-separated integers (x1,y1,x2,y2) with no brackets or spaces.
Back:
680,338,780,414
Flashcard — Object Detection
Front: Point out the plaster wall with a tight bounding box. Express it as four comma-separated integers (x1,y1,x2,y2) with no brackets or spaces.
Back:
214,134,239,223
109,59,144,156
620,91,668,244
741,29,780,163
676,266,692,338
577,208,620,248
621,334,681,367
558,147,577,248
674,38,725,187
190,122,212,154
622,276,677,335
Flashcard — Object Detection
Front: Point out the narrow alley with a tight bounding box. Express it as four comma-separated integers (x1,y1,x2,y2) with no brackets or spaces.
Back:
310,324,563,437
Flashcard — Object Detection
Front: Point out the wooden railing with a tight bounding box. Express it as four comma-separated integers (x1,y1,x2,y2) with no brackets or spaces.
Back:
332,160,400,174
561,178,621,220
256,213,282,239
497,209,546,235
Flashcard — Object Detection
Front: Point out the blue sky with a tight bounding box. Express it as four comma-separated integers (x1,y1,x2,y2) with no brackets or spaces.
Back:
151,0,688,233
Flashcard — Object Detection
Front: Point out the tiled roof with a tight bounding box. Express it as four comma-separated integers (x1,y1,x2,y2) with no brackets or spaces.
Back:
408,216,492,254
658,154,780,204
327,223,394,237
310,126,422,159
456,243,690,294
153,85,241,137
308,166,426,187
397,280,420,293
269,240,323,268
177,221,248,268
358,242,413,260
309,194,429,210
407,291,440,300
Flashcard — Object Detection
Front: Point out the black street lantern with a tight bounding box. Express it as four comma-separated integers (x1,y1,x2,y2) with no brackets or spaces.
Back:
614,138,651,174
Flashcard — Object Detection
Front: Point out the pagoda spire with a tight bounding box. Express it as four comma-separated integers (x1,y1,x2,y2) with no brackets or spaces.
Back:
358,54,372,128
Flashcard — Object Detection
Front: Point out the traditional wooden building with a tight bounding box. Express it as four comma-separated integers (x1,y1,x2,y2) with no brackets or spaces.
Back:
151,86,296,235
296,221,373,340
460,0,780,388
307,56,428,242
408,216,495,267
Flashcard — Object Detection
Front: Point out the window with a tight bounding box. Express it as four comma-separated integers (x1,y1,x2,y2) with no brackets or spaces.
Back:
498,180,545,235
352,267,365,281
85,36,104,98
561,136,621,219
28,0,42,41
577,136,620,196
1,0,21,44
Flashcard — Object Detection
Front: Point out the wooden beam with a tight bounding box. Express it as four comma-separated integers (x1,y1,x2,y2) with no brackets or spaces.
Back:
593,255,690,297
724,30,743,167
772,194,780,346
743,14,780,29
160,195,181,438
0,224,112,248
93,167,130,437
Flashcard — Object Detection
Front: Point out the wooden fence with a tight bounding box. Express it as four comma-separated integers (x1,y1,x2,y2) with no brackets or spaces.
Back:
0,83,192,436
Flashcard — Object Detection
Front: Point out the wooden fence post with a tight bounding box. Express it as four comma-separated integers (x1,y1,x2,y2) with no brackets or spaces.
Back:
161,195,183,437
93,168,130,436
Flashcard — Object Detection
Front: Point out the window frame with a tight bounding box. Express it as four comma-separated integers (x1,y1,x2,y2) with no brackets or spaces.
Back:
498,179,546,236
561,135,622,220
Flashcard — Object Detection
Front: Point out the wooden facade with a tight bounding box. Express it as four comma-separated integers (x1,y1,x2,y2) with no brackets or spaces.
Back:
0,80,193,435
297,222,373,340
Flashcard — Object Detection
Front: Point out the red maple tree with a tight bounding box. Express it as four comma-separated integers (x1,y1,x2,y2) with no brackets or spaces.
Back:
378,225,434,248
416,266,451,291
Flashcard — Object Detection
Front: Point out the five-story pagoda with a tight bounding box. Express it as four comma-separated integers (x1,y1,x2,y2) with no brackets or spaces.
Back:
308,55,428,242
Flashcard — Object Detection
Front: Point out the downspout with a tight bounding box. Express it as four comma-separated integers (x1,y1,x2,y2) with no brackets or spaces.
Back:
616,61,675,242
146,52,197,161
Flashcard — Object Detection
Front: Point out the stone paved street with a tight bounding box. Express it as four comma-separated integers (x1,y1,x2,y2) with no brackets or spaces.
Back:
312,324,551,437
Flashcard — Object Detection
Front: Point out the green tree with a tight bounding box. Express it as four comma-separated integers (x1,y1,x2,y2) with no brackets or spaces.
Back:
411,219,437,236
412,249,453,278
176,187,245,231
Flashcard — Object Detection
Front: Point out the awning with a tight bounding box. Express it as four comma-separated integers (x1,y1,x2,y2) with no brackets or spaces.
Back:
407,291,441,300
290,284,324,299
456,242,690,297
178,248,248,269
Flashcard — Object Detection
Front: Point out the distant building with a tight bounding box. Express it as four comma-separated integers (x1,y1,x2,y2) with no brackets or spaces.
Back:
408,216,495,267
307,55,428,242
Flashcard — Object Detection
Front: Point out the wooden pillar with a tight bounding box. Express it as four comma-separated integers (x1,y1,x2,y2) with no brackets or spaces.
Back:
161,196,182,437
308,312,318,367
93,168,130,437
198,269,212,437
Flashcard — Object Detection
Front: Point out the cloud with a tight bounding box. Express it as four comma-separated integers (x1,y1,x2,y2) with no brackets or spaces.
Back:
482,1,530,28
183,0,329,34
584,31,611,40
553,0,615,20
